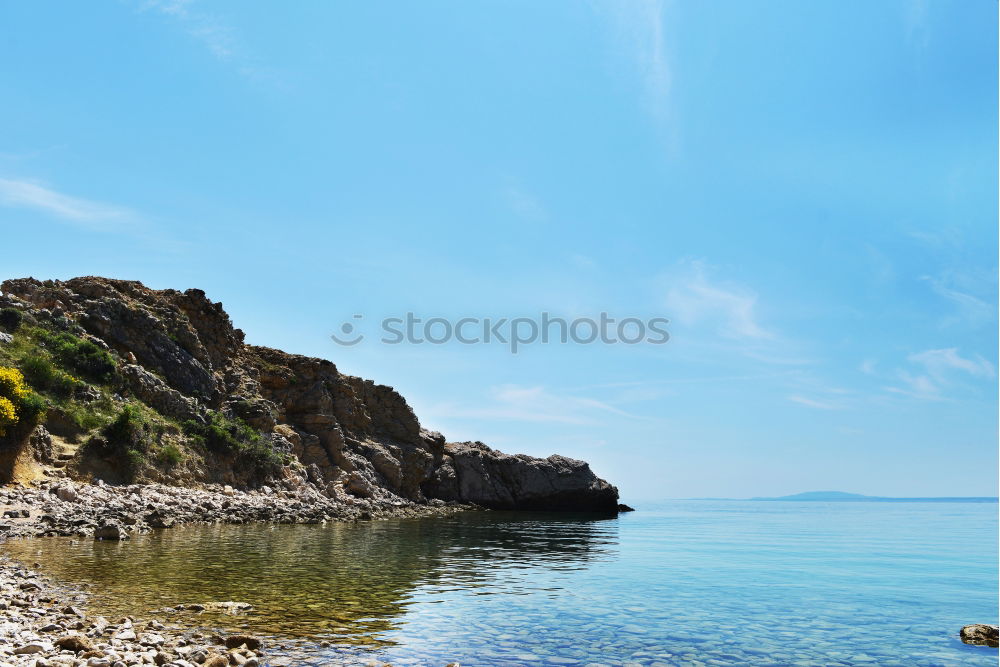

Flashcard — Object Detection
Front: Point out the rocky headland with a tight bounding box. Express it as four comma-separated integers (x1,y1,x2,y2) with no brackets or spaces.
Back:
0,276,618,513
0,276,622,666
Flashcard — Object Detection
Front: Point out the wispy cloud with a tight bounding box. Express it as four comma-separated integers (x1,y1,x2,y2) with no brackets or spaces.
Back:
0,178,137,230
903,0,930,48
885,348,994,400
665,260,772,340
596,0,672,120
137,0,285,86
922,275,994,328
788,395,840,410
910,348,994,380
427,384,647,426
885,370,943,401
140,0,237,61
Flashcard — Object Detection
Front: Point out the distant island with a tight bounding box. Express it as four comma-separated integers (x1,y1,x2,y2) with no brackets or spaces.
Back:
751,491,998,503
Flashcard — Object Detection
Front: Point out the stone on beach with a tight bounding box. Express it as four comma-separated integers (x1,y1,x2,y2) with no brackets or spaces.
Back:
54,634,94,652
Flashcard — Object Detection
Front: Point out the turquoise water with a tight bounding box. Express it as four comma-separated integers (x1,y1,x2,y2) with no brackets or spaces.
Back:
7,501,998,666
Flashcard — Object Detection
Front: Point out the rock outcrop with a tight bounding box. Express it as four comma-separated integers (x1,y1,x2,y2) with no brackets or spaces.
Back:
960,624,999,647
0,277,619,512
424,442,619,511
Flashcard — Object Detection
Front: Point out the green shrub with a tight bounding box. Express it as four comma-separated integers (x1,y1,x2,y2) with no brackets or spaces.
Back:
0,308,22,332
105,404,145,443
183,411,257,454
20,355,56,388
93,403,151,477
16,391,46,427
36,331,117,384
20,355,80,398
126,448,145,472
183,411,283,471
157,443,183,466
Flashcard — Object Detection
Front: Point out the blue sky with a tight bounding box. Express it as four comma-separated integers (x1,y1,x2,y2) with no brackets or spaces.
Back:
1,0,996,500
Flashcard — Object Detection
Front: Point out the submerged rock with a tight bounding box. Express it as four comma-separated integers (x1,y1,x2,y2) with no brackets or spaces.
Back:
93,523,127,540
0,560,267,666
224,634,262,650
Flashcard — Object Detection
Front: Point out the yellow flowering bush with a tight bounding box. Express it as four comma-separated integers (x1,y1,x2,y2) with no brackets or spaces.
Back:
0,367,28,402
0,366,45,437
0,396,15,435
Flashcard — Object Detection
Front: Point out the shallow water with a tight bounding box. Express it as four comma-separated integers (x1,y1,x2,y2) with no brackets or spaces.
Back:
5,501,997,666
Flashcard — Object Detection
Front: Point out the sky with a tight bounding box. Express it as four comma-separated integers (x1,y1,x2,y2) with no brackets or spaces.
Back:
0,0,996,501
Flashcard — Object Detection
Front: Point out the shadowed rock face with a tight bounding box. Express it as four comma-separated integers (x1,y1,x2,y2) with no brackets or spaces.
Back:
423,442,619,511
0,277,619,511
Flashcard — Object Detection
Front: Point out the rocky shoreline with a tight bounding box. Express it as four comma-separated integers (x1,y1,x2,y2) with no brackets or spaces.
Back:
0,478,476,667
0,478,471,541
0,553,270,667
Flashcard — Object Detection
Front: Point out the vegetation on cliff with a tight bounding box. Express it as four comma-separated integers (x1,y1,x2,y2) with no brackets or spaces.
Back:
0,303,283,484
0,367,44,439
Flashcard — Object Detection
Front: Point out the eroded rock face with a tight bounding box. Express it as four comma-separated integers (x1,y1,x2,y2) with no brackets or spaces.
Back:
0,276,620,511
121,364,205,424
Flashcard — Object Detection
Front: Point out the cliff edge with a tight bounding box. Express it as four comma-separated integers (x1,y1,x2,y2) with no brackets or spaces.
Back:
0,277,619,512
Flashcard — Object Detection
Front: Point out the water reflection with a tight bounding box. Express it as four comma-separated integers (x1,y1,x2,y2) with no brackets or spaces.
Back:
4,511,619,648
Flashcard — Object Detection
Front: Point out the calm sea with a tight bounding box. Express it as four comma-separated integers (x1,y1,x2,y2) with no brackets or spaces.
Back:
6,500,998,666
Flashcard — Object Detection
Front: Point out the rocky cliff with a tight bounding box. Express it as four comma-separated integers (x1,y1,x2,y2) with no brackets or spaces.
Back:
0,277,619,512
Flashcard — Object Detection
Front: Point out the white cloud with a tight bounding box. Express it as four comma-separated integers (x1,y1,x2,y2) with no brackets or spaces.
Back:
909,348,994,379
885,371,943,401
0,178,136,229
665,260,772,340
884,348,993,400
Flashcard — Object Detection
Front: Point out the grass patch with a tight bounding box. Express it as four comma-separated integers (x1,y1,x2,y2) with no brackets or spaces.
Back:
60,399,111,432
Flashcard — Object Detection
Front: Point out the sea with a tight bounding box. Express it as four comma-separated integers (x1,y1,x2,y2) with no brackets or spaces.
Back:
5,500,998,666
